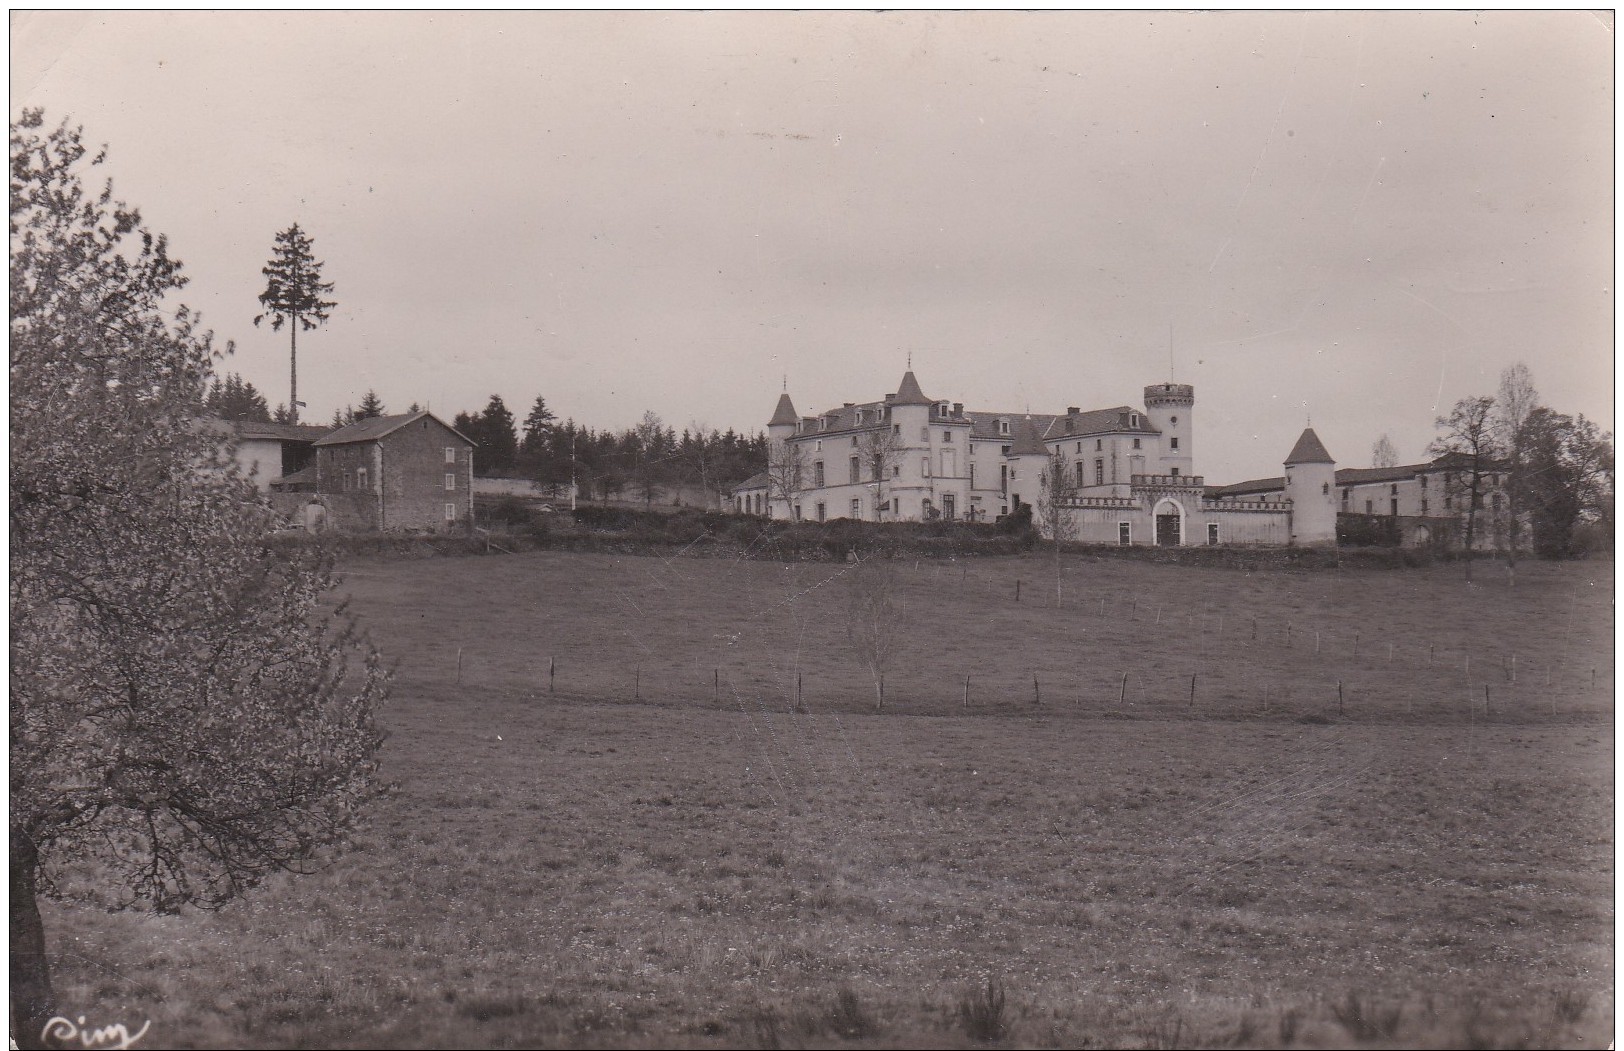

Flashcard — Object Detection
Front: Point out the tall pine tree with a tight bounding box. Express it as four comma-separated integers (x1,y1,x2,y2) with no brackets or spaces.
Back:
254,223,336,424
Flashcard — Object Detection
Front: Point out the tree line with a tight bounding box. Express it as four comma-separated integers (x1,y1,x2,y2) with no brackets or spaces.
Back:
1430,362,1612,570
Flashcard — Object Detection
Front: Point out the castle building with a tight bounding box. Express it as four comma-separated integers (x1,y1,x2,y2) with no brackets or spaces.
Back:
731,370,1340,547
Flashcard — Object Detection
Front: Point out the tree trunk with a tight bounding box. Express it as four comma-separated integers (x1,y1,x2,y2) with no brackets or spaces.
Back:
11,827,55,1050
289,318,299,424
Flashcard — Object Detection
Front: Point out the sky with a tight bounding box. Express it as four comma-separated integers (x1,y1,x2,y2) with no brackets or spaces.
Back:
11,10,1615,483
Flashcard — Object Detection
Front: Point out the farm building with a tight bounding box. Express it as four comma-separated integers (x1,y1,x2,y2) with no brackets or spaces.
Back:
291,410,477,533
732,369,1331,547
195,418,329,492
1208,449,1506,549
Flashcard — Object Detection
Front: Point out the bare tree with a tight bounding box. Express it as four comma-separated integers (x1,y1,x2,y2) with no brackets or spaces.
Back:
856,423,906,520
766,437,806,520
1430,394,1498,581
1493,363,1539,582
1371,433,1399,468
845,556,905,711
1035,449,1081,605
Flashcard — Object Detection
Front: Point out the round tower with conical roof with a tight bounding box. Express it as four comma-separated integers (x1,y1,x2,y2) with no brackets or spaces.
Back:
1284,427,1337,547
1143,383,1194,478
886,370,935,520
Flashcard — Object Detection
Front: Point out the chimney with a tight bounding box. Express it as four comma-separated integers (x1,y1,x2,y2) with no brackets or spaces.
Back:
953,402,963,416
1067,406,1080,415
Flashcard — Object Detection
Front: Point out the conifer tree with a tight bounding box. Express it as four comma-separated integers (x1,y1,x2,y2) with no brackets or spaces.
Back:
254,223,336,423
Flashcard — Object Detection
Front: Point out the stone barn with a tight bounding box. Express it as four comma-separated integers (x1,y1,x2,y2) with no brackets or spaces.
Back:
310,410,476,532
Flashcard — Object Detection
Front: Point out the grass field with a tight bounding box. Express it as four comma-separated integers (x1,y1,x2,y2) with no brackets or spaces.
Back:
41,549,1614,1048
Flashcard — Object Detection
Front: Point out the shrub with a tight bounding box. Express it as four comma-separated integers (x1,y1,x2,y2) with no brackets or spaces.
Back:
957,979,1009,1044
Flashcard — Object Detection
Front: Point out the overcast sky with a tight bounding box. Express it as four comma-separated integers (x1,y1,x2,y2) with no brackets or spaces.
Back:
12,10,1614,482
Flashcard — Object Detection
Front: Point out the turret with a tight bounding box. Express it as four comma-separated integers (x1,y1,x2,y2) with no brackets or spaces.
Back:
1284,427,1337,547
768,391,799,445
1005,416,1053,529
1143,383,1194,478
885,370,935,519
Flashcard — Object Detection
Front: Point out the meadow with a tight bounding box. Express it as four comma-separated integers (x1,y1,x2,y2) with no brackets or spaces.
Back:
41,547,1613,1048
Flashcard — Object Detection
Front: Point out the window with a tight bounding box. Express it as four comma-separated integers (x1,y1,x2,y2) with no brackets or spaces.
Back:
444,447,456,464
1001,445,1011,456
1170,437,1179,450
1130,413,1139,427
851,498,861,518
1119,522,1131,546
1172,467,1180,477
850,456,860,484
445,472,456,491
920,426,930,442
1171,416,1179,425
1365,500,1373,514
1444,495,1453,510
444,502,457,523
819,417,828,431
813,461,825,487
921,457,931,478
1420,475,1429,488
892,465,900,478
357,467,368,490
1000,464,1008,493
1207,523,1219,546
1322,481,1328,494
1076,442,1083,453
816,502,826,522
1421,499,1429,515
1391,484,1399,496
851,436,859,447
1095,459,1104,485
1492,493,1502,511
943,430,952,442
815,440,822,451
893,424,901,436
793,504,802,521
998,419,1010,435
1095,439,1103,451
855,409,865,426
1076,462,1086,486
1133,438,1142,450
969,463,976,487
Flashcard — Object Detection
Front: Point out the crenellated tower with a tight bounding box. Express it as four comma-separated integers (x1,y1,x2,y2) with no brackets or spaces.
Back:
1143,382,1194,478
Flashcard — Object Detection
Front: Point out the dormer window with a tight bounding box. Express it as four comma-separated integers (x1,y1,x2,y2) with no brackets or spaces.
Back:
855,408,865,426
938,401,951,417
819,417,829,431
998,419,1010,436
1130,413,1140,428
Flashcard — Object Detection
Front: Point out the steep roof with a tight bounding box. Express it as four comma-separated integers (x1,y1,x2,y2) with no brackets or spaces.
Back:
314,410,473,447
1008,416,1050,456
888,370,934,406
1284,428,1335,465
769,392,799,427
732,471,769,493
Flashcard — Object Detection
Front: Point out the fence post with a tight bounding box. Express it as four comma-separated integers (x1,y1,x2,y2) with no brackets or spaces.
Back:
550,656,556,694
1484,682,1490,715
457,647,463,686
635,664,640,700
1337,679,1344,715
713,667,719,706
1189,673,1196,708
1016,579,1022,603
1354,631,1360,659
1033,673,1040,706
1119,672,1128,709
797,670,803,712
963,674,970,708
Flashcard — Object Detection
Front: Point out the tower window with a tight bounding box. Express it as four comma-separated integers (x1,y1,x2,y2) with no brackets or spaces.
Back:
1171,416,1179,425
1170,437,1179,450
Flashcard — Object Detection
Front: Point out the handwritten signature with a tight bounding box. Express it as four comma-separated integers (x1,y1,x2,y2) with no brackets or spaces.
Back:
40,1016,150,1050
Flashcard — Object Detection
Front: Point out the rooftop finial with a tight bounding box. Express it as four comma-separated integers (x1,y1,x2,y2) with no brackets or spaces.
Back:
782,373,787,393
907,350,912,370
